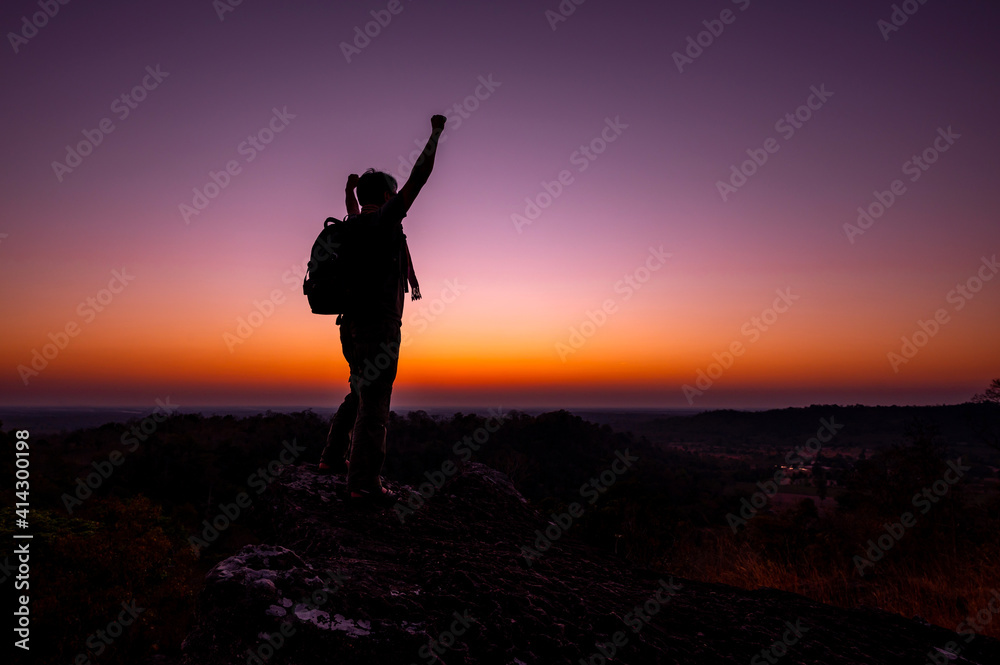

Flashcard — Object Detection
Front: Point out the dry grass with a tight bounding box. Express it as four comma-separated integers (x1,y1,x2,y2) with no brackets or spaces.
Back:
664,531,1000,640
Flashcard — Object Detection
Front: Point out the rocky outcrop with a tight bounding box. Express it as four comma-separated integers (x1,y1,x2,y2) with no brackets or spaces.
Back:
178,463,1000,664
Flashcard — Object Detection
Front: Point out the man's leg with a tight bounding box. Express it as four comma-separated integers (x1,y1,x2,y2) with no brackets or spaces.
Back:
319,321,358,471
319,392,357,470
346,321,401,494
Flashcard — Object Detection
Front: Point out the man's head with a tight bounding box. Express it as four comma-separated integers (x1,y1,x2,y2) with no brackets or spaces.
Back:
356,169,398,206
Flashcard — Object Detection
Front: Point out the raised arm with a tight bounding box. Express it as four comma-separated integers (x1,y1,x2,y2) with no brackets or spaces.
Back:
345,173,360,216
395,115,446,214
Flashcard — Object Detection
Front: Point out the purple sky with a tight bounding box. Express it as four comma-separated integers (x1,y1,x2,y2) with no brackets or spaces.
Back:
1,0,999,409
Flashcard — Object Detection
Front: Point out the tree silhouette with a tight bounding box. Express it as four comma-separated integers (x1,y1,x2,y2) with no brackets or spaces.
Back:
969,378,1000,454
972,378,1000,405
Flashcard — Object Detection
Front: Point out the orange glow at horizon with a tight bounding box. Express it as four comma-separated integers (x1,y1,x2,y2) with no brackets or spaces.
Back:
3,0,999,409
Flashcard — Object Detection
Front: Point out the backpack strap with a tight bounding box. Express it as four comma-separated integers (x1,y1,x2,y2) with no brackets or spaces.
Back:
403,237,420,300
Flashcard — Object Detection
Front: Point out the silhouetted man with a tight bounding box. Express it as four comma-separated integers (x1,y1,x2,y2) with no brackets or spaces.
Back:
319,114,446,507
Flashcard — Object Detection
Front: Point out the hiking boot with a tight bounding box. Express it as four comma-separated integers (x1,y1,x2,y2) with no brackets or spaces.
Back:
318,458,349,474
346,487,400,510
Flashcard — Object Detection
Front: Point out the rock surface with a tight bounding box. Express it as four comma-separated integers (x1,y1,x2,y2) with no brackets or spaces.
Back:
178,463,1000,664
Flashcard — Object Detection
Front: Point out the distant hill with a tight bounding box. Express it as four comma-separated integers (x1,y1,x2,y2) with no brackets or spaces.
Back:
581,403,1000,457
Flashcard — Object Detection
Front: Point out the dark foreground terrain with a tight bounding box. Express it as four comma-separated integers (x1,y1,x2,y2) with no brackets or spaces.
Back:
4,404,999,664
177,462,1000,665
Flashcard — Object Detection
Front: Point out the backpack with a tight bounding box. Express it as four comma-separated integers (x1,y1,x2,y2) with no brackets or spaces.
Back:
302,216,362,315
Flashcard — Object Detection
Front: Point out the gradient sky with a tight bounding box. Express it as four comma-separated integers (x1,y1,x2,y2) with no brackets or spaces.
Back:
1,0,999,410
